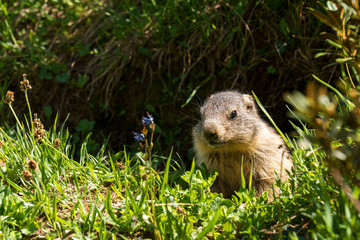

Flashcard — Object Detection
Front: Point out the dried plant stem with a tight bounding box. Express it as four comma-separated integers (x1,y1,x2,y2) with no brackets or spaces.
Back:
24,91,33,133
8,104,22,130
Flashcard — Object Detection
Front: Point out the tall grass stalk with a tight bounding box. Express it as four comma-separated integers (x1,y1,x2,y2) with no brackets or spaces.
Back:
24,90,33,133
147,124,161,240
7,103,22,129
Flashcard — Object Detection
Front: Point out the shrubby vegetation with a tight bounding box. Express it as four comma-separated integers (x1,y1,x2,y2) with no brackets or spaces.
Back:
1,0,360,239
287,0,360,211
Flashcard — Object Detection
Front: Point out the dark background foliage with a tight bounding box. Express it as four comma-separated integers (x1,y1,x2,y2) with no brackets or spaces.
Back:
0,0,332,159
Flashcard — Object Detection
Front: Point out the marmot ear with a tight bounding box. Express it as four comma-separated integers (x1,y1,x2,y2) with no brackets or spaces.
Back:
242,94,255,112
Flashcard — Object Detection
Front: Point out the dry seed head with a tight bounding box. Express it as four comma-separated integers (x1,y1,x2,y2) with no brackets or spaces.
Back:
4,91,14,104
20,73,32,92
0,140,3,148
34,127,45,143
118,161,125,170
28,159,38,170
23,169,33,181
176,206,186,216
33,115,45,143
315,117,324,126
54,138,61,148
349,89,358,99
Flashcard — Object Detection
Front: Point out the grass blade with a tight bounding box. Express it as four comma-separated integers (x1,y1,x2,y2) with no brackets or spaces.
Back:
159,148,173,202
105,191,120,224
252,91,289,146
195,207,222,240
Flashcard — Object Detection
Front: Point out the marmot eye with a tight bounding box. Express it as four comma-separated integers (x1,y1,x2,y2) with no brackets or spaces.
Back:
230,110,237,119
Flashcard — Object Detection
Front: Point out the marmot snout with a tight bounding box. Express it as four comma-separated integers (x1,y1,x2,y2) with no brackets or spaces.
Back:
193,91,293,198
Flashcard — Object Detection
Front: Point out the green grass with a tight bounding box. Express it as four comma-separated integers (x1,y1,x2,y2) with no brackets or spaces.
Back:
1,1,360,239
1,95,360,240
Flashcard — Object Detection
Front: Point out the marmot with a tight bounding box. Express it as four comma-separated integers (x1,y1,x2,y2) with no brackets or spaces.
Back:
193,91,293,198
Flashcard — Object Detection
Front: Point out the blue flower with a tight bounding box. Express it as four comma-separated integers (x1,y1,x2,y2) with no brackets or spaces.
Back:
133,132,145,141
142,112,154,126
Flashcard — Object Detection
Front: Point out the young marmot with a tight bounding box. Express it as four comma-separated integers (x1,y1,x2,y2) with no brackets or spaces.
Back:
193,91,293,198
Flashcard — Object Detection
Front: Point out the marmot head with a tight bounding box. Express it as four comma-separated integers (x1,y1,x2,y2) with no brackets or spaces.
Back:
193,91,261,152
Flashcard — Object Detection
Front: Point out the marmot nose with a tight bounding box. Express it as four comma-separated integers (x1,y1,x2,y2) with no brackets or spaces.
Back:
203,128,219,143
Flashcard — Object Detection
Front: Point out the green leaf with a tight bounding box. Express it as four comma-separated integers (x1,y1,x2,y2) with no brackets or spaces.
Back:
249,159,253,190
241,157,245,189
20,223,37,235
105,191,120,224
159,148,173,202
279,18,289,38
326,39,342,49
39,68,53,80
252,92,289,146
315,52,331,58
44,105,52,120
76,75,89,88
182,76,211,107
312,75,350,107
138,47,152,57
195,207,222,240
267,0,284,11
55,73,69,83
76,119,95,133
326,1,338,11
145,104,156,114
0,2,8,16
336,57,352,63
267,65,276,74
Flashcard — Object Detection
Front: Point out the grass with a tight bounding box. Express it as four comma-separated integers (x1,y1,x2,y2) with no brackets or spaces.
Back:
1,87,360,240
1,1,360,239
0,0,328,156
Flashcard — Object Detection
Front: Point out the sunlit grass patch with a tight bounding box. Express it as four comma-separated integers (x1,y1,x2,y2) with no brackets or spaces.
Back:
0,81,359,239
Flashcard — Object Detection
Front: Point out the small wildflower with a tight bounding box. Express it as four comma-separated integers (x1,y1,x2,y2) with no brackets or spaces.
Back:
33,114,45,143
54,138,61,148
133,132,145,141
23,169,33,181
28,159,38,170
4,91,14,104
20,74,32,92
142,112,154,126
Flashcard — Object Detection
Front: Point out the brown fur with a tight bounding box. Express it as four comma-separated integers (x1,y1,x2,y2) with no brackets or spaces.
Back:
193,91,293,198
